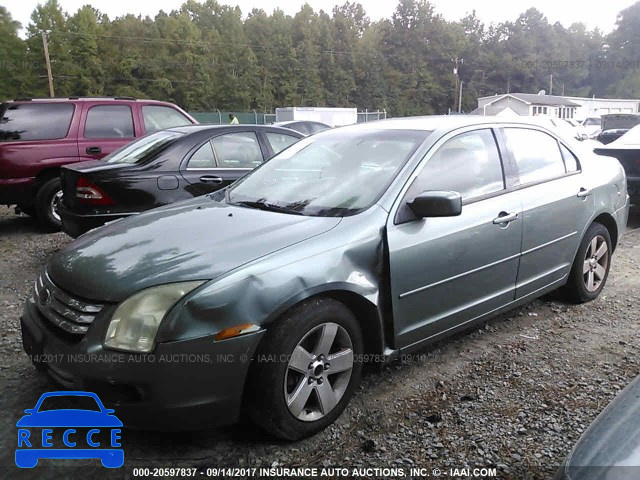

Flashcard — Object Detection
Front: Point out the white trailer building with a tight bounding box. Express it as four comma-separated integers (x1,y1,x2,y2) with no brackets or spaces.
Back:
275,107,358,127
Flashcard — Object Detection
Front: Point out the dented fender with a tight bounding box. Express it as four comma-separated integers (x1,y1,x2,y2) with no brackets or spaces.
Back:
155,206,392,348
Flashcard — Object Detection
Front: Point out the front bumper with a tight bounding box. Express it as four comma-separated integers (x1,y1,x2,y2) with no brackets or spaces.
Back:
58,203,133,238
21,295,264,431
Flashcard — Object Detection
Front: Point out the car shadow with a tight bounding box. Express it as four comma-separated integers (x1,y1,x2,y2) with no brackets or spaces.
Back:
0,211,42,236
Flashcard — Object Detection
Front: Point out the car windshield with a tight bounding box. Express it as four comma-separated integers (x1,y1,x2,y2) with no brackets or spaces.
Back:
37,395,101,412
106,130,184,164
227,128,430,216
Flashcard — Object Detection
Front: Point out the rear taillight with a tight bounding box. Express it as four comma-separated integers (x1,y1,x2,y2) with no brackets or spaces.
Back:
76,177,115,205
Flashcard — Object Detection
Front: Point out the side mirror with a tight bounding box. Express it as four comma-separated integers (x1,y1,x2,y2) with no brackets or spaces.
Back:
408,190,462,218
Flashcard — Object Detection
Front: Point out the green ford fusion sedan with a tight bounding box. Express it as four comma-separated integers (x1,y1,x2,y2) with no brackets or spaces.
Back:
21,116,629,440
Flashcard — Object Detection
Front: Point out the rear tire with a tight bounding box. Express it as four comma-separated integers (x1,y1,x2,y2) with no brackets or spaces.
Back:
35,177,63,232
564,222,612,303
246,297,363,440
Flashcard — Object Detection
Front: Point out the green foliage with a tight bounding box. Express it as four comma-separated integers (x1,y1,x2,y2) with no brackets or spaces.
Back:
4,0,640,112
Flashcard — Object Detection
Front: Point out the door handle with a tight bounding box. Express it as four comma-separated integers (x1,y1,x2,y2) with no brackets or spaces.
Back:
86,146,102,155
493,212,519,225
199,175,223,184
577,188,593,198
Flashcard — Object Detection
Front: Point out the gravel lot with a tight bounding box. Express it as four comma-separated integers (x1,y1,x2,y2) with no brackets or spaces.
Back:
1,205,639,480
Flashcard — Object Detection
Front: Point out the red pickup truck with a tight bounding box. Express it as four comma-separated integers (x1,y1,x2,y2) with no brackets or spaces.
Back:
0,97,197,230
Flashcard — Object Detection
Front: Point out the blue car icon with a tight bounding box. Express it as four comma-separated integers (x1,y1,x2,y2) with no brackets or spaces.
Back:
16,391,124,468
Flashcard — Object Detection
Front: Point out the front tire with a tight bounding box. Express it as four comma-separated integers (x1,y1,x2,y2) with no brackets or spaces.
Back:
246,297,363,440
564,222,612,303
35,177,63,232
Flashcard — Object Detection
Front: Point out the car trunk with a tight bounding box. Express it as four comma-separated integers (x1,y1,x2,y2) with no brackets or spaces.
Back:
61,161,130,211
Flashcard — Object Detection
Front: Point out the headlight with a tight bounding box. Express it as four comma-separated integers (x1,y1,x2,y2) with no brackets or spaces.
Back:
104,281,205,353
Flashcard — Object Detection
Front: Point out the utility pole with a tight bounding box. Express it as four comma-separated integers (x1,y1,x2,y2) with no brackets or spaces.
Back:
549,74,553,96
458,81,463,113
452,57,463,112
41,31,55,97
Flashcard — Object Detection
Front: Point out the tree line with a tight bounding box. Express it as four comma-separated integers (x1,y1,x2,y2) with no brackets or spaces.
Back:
2,0,640,115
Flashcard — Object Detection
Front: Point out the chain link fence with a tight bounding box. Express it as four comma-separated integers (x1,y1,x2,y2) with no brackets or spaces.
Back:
357,110,387,123
189,110,387,125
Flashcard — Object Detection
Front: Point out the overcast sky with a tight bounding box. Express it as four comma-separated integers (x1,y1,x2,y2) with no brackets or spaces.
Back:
4,0,638,33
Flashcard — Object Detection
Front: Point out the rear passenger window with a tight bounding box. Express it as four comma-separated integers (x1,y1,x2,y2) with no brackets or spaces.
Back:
265,132,299,155
504,128,566,184
211,132,263,168
406,129,505,202
0,103,74,141
188,141,216,168
84,105,134,138
560,144,580,172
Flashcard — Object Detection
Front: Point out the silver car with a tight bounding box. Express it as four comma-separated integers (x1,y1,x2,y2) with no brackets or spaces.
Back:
21,116,629,440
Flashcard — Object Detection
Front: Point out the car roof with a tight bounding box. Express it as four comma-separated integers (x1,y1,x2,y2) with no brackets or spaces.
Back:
8,97,164,103
165,124,305,135
333,115,565,132
3,97,186,109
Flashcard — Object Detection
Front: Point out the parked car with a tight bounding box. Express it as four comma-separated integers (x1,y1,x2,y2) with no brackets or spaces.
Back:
555,375,640,480
594,124,640,204
596,113,640,145
59,125,303,237
21,116,628,440
274,120,331,136
528,117,586,142
0,97,197,230
579,116,602,138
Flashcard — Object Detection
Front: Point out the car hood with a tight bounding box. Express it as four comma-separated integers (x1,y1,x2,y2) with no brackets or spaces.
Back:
560,375,640,480
47,197,342,302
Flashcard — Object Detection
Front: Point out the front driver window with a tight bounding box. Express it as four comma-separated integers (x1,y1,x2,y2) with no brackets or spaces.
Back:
405,128,505,204
142,105,192,134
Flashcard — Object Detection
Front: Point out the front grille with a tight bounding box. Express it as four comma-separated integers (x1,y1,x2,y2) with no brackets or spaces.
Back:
34,271,104,335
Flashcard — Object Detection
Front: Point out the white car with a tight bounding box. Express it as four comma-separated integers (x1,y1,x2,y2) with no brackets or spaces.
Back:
580,117,602,138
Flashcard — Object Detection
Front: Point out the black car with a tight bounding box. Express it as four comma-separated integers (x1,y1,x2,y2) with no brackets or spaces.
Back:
596,113,640,145
274,120,331,136
59,125,303,237
594,124,640,204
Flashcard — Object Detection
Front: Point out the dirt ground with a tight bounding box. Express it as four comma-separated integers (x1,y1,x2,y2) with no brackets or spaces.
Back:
1,205,639,480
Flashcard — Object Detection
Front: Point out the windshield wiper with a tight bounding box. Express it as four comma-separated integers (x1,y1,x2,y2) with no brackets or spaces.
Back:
232,200,305,215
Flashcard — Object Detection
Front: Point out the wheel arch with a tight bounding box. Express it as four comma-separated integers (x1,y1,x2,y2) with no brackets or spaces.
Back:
592,212,619,252
33,167,62,192
261,285,386,358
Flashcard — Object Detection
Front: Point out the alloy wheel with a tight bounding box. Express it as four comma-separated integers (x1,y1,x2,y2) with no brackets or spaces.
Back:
284,322,354,422
50,190,63,222
583,235,609,292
